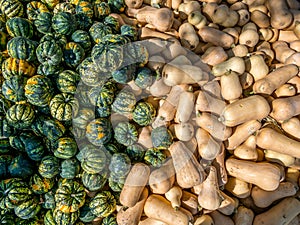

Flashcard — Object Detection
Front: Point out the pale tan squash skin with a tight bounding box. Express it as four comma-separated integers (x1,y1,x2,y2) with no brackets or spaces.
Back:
281,117,300,140
245,54,269,81
233,206,254,225
139,218,169,225
194,215,214,225
239,22,259,47
201,46,228,66
224,177,251,198
290,40,300,51
266,0,293,29
225,158,281,191
209,210,234,225
181,191,199,215
239,72,254,89
250,10,270,28
220,71,243,101
125,0,143,9
272,41,296,64
175,90,195,123
274,83,296,97
174,122,194,142
178,23,199,50
233,135,258,161
217,191,239,215
211,56,245,76
253,197,300,225
188,11,207,30
165,186,182,210
195,90,226,116
251,182,298,208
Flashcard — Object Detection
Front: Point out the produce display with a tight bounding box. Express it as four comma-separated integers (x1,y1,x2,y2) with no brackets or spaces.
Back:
0,0,300,224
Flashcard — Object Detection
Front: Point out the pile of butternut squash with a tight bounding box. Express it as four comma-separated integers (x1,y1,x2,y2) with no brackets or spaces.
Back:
112,0,300,224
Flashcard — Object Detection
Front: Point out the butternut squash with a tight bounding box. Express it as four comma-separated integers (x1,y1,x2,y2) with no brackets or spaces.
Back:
245,54,269,81
253,197,300,225
237,9,250,26
220,70,242,101
139,218,169,225
266,0,293,29
213,143,228,186
201,46,228,66
281,117,300,140
178,23,199,50
125,0,143,9
178,1,201,19
202,80,222,99
165,186,182,210
149,78,171,97
209,210,234,225
225,158,282,191
228,44,249,58
217,191,238,215
239,72,254,89
195,90,226,116
272,41,296,64
194,215,214,225
175,90,195,123
224,177,251,198
250,10,270,28
233,206,254,225
181,191,199,215
239,22,259,48
139,27,176,40
188,11,207,30
234,135,258,161
211,56,245,76
174,122,194,142
138,126,153,148
274,84,296,97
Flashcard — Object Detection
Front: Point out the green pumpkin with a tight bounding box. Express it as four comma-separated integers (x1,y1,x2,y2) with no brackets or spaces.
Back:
15,216,43,225
8,155,35,178
114,122,138,146
76,145,107,174
102,214,117,225
89,191,116,217
30,173,54,194
85,118,113,146
125,143,145,162
53,136,77,159
44,210,55,225
2,57,36,79
91,41,123,73
0,94,12,116
0,116,15,139
63,42,85,68
112,64,136,84
144,147,167,167
132,102,156,126
34,12,53,34
14,197,41,220
71,30,91,52
109,153,131,177
38,155,60,179
0,210,15,224
104,16,120,33
25,75,54,107
151,126,173,149
42,192,56,210
81,170,107,192
36,40,63,66
9,132,45,161
108,175,125,192
72,108,94,130
94,1,111,20
107,0,125,13
40,33,67,48
60,158,81,179
104,142,121,155
6,17,33,38
52,12,77,36
49,93,79,121
57,70,80,94
6,103,35,129
124,43,149,67
41,0,59,9
26,1,49,21
89,22,113,44
1,75,27,103
111,89,136,116
75,1,93,18
79,201,96,223
121,24,138,41
7,37,37,61
134,67,154,89
53,208,79,225
74,13,92,31
0,155,13,179
37,63,63,77
0,0,24,18
55,179,86,213
53,2,75,14
77,57,111,87
102,33,129,45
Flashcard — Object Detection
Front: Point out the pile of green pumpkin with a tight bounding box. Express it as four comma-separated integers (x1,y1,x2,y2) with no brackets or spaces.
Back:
0,0,175,224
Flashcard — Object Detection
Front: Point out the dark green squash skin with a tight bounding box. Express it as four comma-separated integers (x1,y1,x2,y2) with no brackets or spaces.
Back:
94,1,111,20
37,63,63,77
53,136,77,159
0,210,15,224
71,30,91,52
57,70,80,94
8,154,35,178
63,42,85,68
89,191,116,218
78,201,96,223
7,37,37,62
89,22,113,44
38,155,60,179
52,12,77,36
60,158,81,179
2,57,36,80
6,103,35,130
40,33,67,48
53,207,79,225
109,153,131,177
26,1,50,21
0,0,24,18
134,67,154,89
111,89,136,116
34,12,53,34
125,143,145,162
108,175,125,192
132,102,156,126
1,75,27,103
53,2,75,14
85,118,113,146
102,214,118,225
144,147,167,168
44,210,56,225
24,75,54,107
0,155,13,179
29,173,54,195
0,94,12,116
6,17,33,38
151,126,173,149
121,24,138,41
114,122,138,147
36,40,63,66
107,0,125,13
81,170,107,192
14,196,41,220
75,1,94,18
74,13,92,31
104,16,120,33
112,64,135,84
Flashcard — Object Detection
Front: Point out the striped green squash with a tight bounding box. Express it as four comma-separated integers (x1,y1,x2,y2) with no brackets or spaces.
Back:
44,210,55,225
102,214,118,225
30,173,54,194
111,65,136,84
151,126,173,149
53,208,79,225
134,67,154,89
94,1,111,20
0,0,24,18
107,0,125,13
89,22,113,44
74,13,92,31
38,156,60,179
125,143,145,162
0,178,26,209
0,210,15,224
49,93,79,122
0,94,12,116
6,103,35,129
114,122,138,146
124,43,149,67
7,37,37,62
76,145,107,174
1,75,27,103
0,31,7,51
132,102,156,126
0,155,13,179
108,175,125,192
63,42,85,68
34,12,53,34
25,75,54,107
104,16,120,33
36,40,63,66
144,147,167,168
41,0,59,9
57,70,80,94
53,2,75,14
26,1,49,21
60,158,81,179
52,12,77,36
79,201,96,223
71,30,91,52
55,179,86,213
75,1,93,18
8,155,35,178
121,24,138,41
111,89,136,116
53,137,77,159
81,171,107,192
40,33,67,48
42,192,56,210
86,118,112,146
6,17,33,38
89,191,116,217
2,57,36,80
37,64,63,77
16,216,43,225
14,197,41,220
109,153,131,177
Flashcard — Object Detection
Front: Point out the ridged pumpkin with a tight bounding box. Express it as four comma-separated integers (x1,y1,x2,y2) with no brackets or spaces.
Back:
52,12,77,36
0,0,24,18
124,43,149,67
0,94,12,116
144,147,167,168
7,37,37,62
109,153,131,177
63,42,85,68
60,158,81,179
1,57,36,80
121,24,138,41
53,2,75,14
38,155,60,179
85,118,113,146
8,155,35,178
37,64,63,77
1,75,27,103
55,179,86,213
36,40,63,66
57,70,80,94
0,155,13,179
134,67,154,89
26,1,49,21
132,102,156,126
49,93,79,122
0,210,15,224
25,75,54,107
102,214,118,225
151,126,173,149
40,33,67,48
114,122,138,146
41,0,59,9
81,170,107,192
53,208,79,225
89,22,113,44
112,65,136,84
30,173,54,194
44,210,55,225
53,136,77,159
14,197,41,220
104,16,120,33
111,89,136,116
79,201,96,223
75,1,93,18
108,175,125,192
6,17,33,38
89,191,116,218
71,30,91,52
42,192,55,210
94,1,111,20
125,143,145,162
74,13,92,31
6,103,35,129
34,12,53,34
107,0,125,13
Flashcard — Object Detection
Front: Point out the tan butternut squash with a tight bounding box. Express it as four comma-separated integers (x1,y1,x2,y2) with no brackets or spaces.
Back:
178,23,199,51
274,84,296,97
178,1,201,19
139,218,169,225
209,4,239,27
253,197,300,225
223,27,240,44
225,158,281,191
209,210,234,225
188,11,207,30
273,41,296,64
211,56,245,76
228,44,249,58
201,46,228,66
174,122,194,142
224,177,251,198
181,191,199,215
281,117,300,140
125,0,143,8
217,191,238,215
195,90,226,116
286,168,300,188
290,40,300,52
138,126,153,148
175,90,195,123
250,10,270,28
266,0,293,29
165,186,182,210
239,72,254,89
169,141,205,188
233,206,254,225
234,135,258,161
220,70,242,101
239,22,259,48
288,76,300,93
149,78,171,97
194,215,214,225
237,9,250,26
202,80,222,99
213,143,228,186
245,54,269,81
